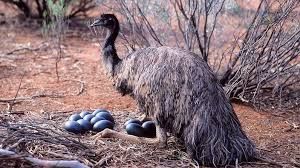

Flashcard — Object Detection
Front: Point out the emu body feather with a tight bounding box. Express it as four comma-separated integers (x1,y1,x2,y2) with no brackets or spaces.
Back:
91,14,256,167
114,47,256,166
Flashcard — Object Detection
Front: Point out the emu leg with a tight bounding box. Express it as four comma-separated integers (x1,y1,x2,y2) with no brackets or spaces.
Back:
92,125,167,147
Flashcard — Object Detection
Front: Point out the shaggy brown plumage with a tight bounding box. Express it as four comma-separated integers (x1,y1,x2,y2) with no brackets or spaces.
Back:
90,14,256,167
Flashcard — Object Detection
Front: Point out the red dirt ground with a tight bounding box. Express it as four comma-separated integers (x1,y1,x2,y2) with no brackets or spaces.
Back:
0,4,299,168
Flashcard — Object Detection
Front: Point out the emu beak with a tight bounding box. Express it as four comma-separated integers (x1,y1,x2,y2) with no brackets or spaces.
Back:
90,19,103,27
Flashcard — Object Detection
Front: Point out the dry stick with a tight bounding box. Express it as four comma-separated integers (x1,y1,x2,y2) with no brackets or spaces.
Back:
171,1,186,48
175,0,205,57
255,157,289,168
0,149,90,168
135,2,163,46
68,0,95,19
77,81,85,96
206,0,226,61
119,32,136,51
4,42,48,55
94,155,112,167
26,157,89,168
46,151,93,167
0,93,64,103
118,0,150,47
7,73,25,113
6,138,25,151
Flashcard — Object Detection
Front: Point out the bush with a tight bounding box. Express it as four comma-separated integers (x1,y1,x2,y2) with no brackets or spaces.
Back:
0,0,96,20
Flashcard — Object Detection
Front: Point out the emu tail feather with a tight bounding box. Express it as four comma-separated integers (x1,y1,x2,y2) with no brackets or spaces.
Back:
184,119,256,167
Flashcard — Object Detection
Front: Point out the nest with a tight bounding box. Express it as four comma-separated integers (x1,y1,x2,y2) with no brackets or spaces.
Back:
0,111,196,168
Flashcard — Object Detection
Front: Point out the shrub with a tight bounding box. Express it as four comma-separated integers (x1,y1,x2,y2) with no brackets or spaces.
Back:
0,0,96,20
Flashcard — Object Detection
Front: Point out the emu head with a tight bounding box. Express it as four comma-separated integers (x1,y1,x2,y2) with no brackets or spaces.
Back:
90,14,119,30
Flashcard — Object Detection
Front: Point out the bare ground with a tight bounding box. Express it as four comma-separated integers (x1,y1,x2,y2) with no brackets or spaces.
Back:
0,17,299,168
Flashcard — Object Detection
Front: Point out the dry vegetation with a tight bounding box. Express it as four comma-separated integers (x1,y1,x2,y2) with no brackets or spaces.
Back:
0,0,299,167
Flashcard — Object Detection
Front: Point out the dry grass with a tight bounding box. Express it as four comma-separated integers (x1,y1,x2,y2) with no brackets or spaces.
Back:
0,111,196,168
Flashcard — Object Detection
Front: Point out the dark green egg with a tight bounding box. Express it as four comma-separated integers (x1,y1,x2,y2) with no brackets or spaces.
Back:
90,116,106,125
126,123,145,137
124,119,142,128
79,111,91,118
142,121,156,138
69,114,82,121
92,109,109,116
83,114,94,121
95,112,114,123
93,120,114,132
64,121,83,134
77,119,92,131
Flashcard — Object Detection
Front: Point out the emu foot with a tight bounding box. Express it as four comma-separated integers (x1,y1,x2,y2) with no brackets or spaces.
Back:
91,128,167,146
92,128,115,140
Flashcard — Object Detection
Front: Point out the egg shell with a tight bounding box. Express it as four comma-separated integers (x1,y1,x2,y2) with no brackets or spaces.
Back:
93,120,114,132
142,121,156,138
69,114,82,121
123,119,142,128
126,123,145,137
90,116,106,125
79,111,91,118
95,112,114,123
77,119,92,131
83,114,94,121
92,109,109,116
64,121,83,134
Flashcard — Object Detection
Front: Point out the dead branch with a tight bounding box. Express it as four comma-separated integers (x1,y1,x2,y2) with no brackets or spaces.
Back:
0,93,65,103
7,73,25,113
0,149,90,168
68,0,96,19
27,157,90,168
0,0,96,19
3,42,49,56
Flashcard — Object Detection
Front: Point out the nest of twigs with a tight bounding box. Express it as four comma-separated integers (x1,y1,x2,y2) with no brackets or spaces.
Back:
0,111,195,168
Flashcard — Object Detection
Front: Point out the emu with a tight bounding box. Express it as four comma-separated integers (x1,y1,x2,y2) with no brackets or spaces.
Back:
90,14,256,167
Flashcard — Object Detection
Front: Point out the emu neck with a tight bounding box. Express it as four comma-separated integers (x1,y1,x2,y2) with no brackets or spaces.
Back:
102,25,121,76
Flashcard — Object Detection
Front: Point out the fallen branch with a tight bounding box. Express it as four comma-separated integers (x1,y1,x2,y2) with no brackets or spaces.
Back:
7,73,25,113
27,158,90,168
0,148,90,168
4,42,48,55
46,151,93,167
0,93,64,103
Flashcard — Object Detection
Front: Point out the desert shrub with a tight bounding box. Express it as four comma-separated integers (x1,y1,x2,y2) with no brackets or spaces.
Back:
0,0,96,20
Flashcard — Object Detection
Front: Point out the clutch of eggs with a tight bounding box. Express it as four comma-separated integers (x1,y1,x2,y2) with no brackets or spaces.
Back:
64,109,114,134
